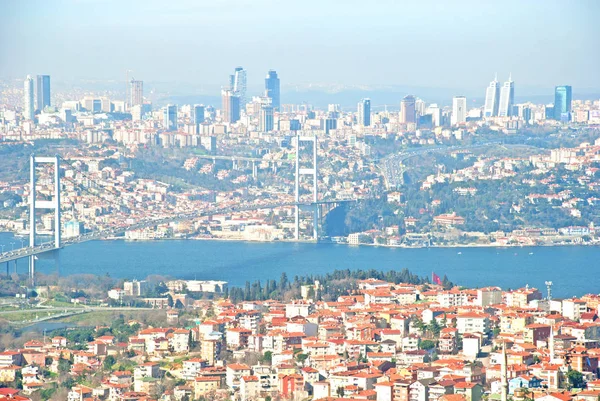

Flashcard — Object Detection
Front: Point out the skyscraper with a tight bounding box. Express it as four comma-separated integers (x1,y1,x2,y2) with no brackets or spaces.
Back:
357,98,371,126
163,104,177,131
259,102,274,132
451,96,467,125
400,95,416,124
554,85,572,121
265,70,280,110
129,79,143,107
23,75,34,120
222,89,240,123
498,75,515,117
231,67,247,107
36,75,51,112
415,98,426,117
193,104,205,125
483,75,500,117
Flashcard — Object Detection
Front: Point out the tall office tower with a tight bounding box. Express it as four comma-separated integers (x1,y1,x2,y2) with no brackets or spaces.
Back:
129,79,144,107
415,98,426,117
400,95,416,124
36,75,51,112
357,98,371,126
23,76,35,120
554,85,572,121
451,96,467,125
193,104,205,126
231,67,247,107
163,104,177,131
259,103,274,132
222,89,240,123
483,75,500,117
427,104,442,127
498,75,515,117
265,70,280,110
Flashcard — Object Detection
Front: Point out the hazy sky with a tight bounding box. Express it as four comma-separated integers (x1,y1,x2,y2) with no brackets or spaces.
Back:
1,0,599,92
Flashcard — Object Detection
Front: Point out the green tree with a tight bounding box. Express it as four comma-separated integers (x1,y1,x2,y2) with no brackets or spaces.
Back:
419,340,436,350
566,369,584,389
103,355,116,371
260,351,273,365
167,294,174,308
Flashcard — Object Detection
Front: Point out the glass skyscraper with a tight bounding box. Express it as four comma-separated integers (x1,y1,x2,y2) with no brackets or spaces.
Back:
163,105,177,131
357,98,371,126
498,75,515,117
265,70,280,110
554,86,572,121
36,75,51,112
483,75,500,117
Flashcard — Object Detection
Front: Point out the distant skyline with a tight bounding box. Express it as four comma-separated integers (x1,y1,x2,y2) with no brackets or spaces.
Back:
1,0,599,94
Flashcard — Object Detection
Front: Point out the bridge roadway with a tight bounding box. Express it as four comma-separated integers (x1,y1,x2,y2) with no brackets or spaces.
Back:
194,154,294,164
0,199,354,265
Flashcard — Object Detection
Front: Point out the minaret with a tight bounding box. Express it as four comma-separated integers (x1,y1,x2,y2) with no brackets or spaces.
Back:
501,342,508,401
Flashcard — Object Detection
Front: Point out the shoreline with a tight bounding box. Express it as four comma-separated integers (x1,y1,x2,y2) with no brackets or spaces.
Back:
1,230,598,250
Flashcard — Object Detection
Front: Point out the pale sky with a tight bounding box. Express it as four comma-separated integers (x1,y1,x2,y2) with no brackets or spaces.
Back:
1,0,599,92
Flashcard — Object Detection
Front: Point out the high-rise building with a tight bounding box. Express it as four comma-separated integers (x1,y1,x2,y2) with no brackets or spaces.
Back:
483,75,500,117
427,104,442,127
415,98,426,117
451,96,467,125
129,79,143,107
498,75,515,117
265,70,280,110
259,103,274,132
400,95,416,124
554,86,572,121
193,104,205,126
231,67,247,107
36,75,51,112
163,104,177,131
357,98,371,126
222,89,240,123
23,76,35,120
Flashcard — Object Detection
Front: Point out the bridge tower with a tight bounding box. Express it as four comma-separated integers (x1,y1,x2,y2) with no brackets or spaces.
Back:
294,134,318,240
29,155,61,285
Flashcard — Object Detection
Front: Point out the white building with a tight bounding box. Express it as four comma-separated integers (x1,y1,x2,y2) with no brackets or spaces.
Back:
451,96,467,125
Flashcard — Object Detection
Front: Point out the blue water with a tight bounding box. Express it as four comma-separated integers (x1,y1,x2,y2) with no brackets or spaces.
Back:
0,232,598,298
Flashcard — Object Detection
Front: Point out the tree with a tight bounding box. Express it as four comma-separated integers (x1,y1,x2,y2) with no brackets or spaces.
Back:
419,340,436,350
566,369,584,389
103,355,116,371
167,294,174,308
260,351,273,365
279,272,288,291
175,299,184,309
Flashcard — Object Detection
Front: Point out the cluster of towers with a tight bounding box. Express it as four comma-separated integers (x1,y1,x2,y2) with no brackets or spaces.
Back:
484,74,515,118
23,75,51,120
221,67,280,125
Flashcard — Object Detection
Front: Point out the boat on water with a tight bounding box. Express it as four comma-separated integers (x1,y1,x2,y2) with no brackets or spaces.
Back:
457,251,462,255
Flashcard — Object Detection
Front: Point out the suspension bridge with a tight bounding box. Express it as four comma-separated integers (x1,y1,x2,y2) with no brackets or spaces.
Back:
0,135,355,284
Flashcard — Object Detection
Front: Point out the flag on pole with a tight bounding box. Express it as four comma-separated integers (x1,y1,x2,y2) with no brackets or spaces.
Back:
432,272,442,285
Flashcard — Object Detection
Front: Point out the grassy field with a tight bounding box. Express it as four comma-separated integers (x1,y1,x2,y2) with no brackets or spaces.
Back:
4,309,67,323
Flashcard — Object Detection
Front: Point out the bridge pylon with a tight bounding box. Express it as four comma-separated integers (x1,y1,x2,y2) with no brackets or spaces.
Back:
29,155,61,286
294,134,319,241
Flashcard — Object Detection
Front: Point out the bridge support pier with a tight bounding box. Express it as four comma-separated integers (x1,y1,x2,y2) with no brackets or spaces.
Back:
294,134,319,241
252,161,258,179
